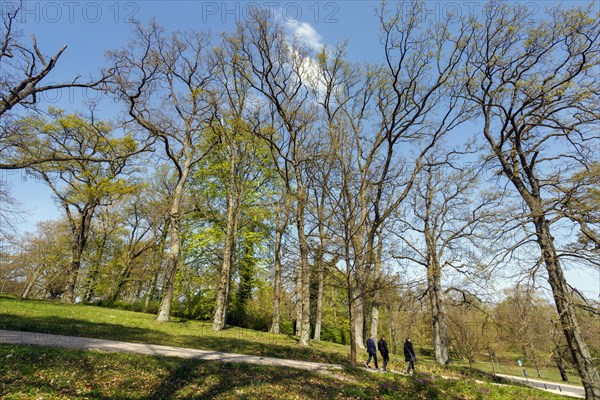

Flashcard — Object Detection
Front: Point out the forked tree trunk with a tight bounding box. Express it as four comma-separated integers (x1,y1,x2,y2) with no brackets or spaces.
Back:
21,263,45,299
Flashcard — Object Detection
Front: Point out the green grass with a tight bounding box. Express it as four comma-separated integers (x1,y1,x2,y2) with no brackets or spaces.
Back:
0,344,573,400
0,295,580,399
0,295,349,365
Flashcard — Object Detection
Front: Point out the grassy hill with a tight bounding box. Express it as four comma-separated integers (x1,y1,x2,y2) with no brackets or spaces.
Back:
0,295,575,399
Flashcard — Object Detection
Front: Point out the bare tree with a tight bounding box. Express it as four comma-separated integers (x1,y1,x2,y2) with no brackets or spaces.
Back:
395,150,496,365
0,2,108,119
334,0,473,352
0,2,116,170
109,22,219,321
463,3,600,397
228,11,319,346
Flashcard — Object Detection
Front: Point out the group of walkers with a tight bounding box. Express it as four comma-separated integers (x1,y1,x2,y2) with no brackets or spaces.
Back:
365,334,417,374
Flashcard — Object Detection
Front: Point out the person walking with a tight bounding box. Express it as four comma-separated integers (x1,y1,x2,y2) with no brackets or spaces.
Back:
365,334,378,369
378,335,390,371
403,337,416,374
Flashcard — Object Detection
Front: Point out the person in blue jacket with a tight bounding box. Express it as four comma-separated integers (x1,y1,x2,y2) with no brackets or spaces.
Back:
365,334,378,369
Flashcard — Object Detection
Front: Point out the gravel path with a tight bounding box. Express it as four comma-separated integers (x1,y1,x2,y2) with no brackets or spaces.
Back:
0,329,342,373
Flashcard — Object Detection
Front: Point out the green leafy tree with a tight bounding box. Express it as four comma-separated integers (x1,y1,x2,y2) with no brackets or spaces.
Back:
11,109,138,303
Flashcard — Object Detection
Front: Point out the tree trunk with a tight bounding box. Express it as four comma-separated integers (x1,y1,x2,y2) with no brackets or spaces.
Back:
294,267,303,337
270,225,283,334
213,144,239,331
370,304,379,340
81,263,99,303
144,265,160,312
21,263,45,298
535,216,600,399
108,258,134,304
21,264,46,299
155,236,179,321
63,209,94,303
347,276,357,367
81,232,109,303
145,223,168,312
296,187,311,346
389,304,398,354
369,238,383,339
428,264,450,365
63,251,82,303
488,346,497,375
553,349,569,382
527,343,542,378
313,249,324,341
212,209,238,331
156,165,189,322
354,295,365,349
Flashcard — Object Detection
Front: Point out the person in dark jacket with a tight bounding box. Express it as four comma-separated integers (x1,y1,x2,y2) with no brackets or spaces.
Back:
365,334,378,369
403,337,416,374
378,335,390,371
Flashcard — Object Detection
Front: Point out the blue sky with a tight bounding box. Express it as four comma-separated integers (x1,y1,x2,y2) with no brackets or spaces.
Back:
2,0,599,299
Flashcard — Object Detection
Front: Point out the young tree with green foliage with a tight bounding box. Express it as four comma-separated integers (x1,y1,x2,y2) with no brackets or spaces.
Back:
79,206,122,303
15,219,72,299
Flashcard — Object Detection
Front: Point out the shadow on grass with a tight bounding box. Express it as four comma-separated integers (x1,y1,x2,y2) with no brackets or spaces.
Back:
178,333,348,365
0,313,155,343
0,344,355,399
0,313,349,366
3,344,556,400
146,359,362,400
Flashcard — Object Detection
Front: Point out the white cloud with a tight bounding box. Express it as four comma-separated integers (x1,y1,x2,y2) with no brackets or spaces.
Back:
284,20,324,52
